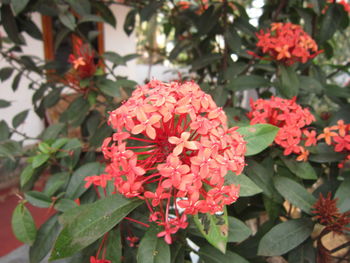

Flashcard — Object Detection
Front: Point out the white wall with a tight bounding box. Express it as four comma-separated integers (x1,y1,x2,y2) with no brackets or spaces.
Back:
0,14,44,142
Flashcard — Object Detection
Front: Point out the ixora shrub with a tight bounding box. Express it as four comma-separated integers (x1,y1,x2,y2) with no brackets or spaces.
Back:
1,0,350,262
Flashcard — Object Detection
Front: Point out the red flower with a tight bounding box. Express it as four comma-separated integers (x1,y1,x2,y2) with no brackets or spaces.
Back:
248,96,316,160
90,256,111,263
249,22,322,65
85,80,246,243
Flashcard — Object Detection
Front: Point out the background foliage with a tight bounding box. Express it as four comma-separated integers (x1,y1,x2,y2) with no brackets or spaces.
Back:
1,0,350,262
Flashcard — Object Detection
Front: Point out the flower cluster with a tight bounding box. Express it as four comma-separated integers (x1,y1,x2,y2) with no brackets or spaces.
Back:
85,80,246,244
317,120,350,168
67,38,97,89
249,22,321,65
312,193,350,234
247,96,316,161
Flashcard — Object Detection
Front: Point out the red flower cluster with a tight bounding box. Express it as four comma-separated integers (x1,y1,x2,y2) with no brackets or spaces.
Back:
312,193,350,234
85,80,246,244
317,120,350,168
249,22,321,65
247,96,316,161
67,38,97,88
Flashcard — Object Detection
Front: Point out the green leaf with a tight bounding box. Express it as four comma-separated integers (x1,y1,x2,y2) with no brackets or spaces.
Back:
140,1,162,21
50,195,142,260
11,72,22,91
65,162,103,200
97,79,120,98
198,244,249,263
335,177,350,213
224,28,241,53
0,120,10,141
319,4,343,43
40,123,66,140
55,198,78,212
12,203,37,244
20,165,35,188
246,159,283,203
0,99,11,108
29,214,60,263
89,122,113,147
60,96,90,127
1,4,23,44
105,227,122,263
0,140,22,160
124,9,137,36
228,216,252,243
274,177,316,214
229,75,270,91
309,142,346,163
288,238,316,263
59,12,76,31
65,0,91,16
0,67,14,82
25,191,51,208
278,65,300,98
43,88,62,108
12,109,29,128
44,172,69,196
192,53,222,71
32,153,50,168
11,0,29,15
91,1,116,27
79,14,105,24
103,52,125,65
258,218,314,256
299,76,323,94
137,225,171,263
225,172,262,197
193,207,228,253
281,158,317,180
237,124,279,156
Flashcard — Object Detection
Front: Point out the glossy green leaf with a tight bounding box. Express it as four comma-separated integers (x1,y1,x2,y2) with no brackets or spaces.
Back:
124,9,137,36
91,1,116,27
12,203,37,245
65,162,103,200
225,172,262,197
309,142,347,163
278,65,299,98
299,76,323,94
103,52,124,65
281,158,317,180
32,153,50,168
193,207,228,253
55,199,78,212
228,216,252,243
20,165,35,188
29,214,60,263
50,195,142,260
137,225,171,263
237,124,279,156
288,238,316,263
65,0,91,16
44,172,69,196
224,28,241,53
79,14,105,24
198,244,249,263
25,191,51,208
12,0,29,15
0,140,22,161
12,110,29,128
274,177,316,214
258,218,314,256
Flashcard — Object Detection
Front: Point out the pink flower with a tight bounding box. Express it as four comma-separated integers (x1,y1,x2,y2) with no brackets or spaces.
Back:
85,80,246,244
